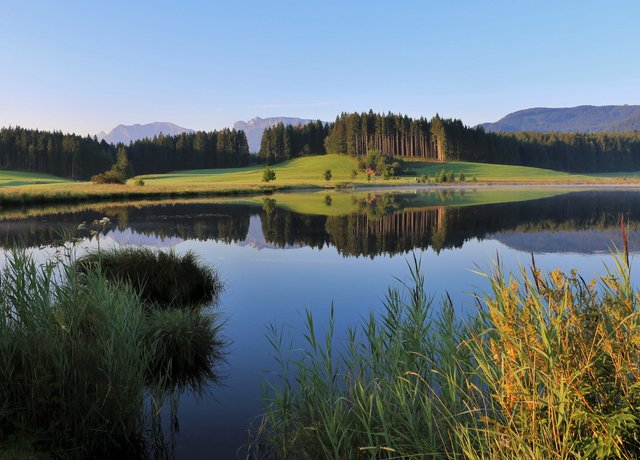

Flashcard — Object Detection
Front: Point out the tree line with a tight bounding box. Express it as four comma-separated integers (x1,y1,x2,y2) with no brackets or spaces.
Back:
258,121,328,164
0,127,114,180
5,113,640,178
324,111,446,160
267,111,640,173
0,127,250,180
127,129,250,175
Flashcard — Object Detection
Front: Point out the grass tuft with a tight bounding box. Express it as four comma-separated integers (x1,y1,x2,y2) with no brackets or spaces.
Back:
77,247,223,309
145,308,225,393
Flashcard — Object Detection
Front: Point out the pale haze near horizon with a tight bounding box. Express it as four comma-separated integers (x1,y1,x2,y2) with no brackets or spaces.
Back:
1,0,638,136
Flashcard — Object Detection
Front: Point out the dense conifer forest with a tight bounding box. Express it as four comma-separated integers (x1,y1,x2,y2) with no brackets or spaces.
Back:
258,121,328,163
3,111,640,179
0,127,250,180
321,111,640,172
126,129,250,175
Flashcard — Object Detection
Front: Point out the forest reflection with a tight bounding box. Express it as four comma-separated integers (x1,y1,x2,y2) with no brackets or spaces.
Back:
1,190,639,256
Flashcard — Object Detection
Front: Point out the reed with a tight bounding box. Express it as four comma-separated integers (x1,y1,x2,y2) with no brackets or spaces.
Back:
0,249,225,457
258,249,640,459
0,250,151,456
259,257,467,458
145,308,225,393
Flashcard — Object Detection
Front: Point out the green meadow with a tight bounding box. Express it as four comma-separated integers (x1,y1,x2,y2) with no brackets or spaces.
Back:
0,170,70,187
1,155,639,207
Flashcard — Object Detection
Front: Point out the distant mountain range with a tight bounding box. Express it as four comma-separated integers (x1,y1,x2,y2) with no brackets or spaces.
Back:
233,117,319,152
97,122,194,145
480,105,640,133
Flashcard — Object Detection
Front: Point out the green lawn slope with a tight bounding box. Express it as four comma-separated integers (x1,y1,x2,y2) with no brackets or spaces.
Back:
141,156,640,186
0,170,70,188
408,160,591,182
139,154,359,186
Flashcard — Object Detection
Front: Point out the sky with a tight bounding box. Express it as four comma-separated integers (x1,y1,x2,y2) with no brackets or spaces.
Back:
1,0,639,135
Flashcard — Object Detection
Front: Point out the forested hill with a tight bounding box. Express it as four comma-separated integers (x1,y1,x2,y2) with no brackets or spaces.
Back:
233,117,319,152
97,122,194,145
481,105,640,133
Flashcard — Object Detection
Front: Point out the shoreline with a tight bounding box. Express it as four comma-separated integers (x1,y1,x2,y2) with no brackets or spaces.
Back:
2,180,640,210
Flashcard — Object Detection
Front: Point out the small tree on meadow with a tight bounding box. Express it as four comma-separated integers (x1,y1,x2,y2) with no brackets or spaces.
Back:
262,167,276,183
324,169,332,182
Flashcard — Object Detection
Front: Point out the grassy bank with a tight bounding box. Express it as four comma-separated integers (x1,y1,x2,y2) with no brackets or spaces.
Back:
2,156,640,207
257,251,640,459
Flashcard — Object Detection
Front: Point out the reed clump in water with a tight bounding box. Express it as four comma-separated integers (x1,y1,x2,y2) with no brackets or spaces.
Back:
145,307,225,393
0,251,151,456
77,246,226,393
76,247,222,309
259,247,640,459
0,248,225,457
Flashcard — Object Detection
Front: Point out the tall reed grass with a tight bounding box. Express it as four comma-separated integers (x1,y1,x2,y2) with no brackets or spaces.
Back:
258,249,640,459
0,250,150,456
0,248,224,457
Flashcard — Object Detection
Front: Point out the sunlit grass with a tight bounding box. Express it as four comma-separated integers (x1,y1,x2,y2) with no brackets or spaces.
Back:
258,248,640,458
1,156,640,207
409,159,592,181
140,154,360,185
0,170,70,187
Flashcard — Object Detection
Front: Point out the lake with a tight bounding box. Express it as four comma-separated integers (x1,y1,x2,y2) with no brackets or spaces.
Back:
2,187,640,458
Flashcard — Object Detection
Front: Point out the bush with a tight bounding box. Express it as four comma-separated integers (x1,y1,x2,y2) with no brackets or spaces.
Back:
134,178,145,186
91,169,126,184
0,249,225,456
262,167,276,183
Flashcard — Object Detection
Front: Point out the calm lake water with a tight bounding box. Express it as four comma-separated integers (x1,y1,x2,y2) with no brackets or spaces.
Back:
2,187,640,458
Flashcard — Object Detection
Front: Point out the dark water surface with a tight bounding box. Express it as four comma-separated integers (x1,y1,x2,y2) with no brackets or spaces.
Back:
3,188,640,458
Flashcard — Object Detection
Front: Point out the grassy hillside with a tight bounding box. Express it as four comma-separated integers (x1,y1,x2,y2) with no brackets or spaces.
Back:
1,155,639,207
0,170,70,188
140,155,359,186
143,156,634,185
408,160,593,182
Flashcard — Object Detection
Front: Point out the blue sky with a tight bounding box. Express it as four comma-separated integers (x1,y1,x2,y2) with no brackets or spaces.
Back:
1,0,639,135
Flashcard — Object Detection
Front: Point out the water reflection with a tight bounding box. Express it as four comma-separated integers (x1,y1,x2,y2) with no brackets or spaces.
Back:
1,190,640,256
4,189,640,457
